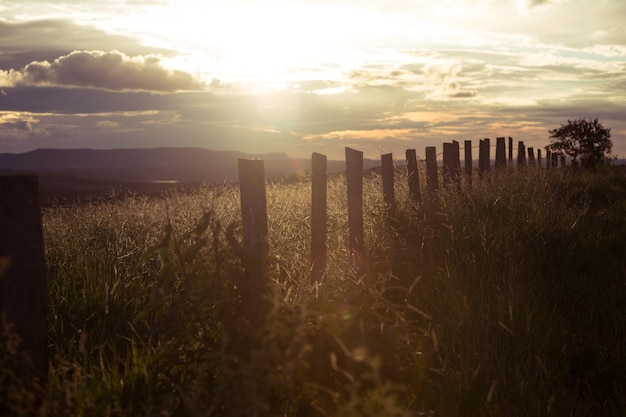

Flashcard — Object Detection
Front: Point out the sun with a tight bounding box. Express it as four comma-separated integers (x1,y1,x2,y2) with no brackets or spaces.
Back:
204,1,368,89
214,5,325,86
122,1,396,90
129,1,335,88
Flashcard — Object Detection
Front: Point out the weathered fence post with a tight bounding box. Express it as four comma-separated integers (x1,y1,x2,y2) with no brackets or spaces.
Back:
496,137,506,168
239,159,269,262
537,149,542,168
311,152,327,283
425,146,438,194
406,149,420,205
528,147,535,167
484,138,490,172
464,140,473,181
381,153,396,217
443,141,461,184
442,142,454,185
238,159,269,321
453,140,460,181
546,149,551,170
551,152,558,168
508,137,514,166
345,147,365,275
479,139,490,173
517,141,526,167
0,175,48,384
478,139,485,172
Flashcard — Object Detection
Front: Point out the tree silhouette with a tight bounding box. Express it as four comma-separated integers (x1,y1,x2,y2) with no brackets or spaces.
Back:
546,118,612,169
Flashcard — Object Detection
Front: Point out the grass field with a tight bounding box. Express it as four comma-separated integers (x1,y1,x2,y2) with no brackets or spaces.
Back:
2,165,626,416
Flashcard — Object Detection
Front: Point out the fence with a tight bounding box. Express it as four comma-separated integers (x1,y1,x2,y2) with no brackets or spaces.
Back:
1,137,563,385
0,175,48,384
239,138,563,288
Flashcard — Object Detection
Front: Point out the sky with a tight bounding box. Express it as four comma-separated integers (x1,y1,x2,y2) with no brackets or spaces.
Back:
0,0,624,160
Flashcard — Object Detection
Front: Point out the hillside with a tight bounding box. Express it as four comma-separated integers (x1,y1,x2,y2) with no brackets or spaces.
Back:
0,147,379,203
2,164,626,416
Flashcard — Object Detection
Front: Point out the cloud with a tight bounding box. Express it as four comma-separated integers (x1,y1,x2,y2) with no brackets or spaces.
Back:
514,0,569,13
0,19,162,70
1,50,204,92
519,0,554,7
449,91,478,98
0,2,623,159
0,113,49,143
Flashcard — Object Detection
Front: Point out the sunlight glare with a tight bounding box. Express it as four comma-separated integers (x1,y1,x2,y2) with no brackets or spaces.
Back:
122,1,412,90
145,1,339,88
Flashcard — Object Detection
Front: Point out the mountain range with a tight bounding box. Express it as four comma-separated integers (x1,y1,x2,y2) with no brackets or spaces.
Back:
0,147,379,204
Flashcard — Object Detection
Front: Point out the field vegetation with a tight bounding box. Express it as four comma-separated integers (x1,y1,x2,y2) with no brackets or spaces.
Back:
2,164,626,416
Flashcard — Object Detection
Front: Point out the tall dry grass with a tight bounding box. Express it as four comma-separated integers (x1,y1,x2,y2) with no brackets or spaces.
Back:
2,165,624,416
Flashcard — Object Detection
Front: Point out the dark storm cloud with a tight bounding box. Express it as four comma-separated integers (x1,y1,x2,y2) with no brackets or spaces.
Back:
2,50,203,92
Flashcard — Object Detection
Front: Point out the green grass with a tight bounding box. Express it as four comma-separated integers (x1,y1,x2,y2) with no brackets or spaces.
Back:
2,165,626,416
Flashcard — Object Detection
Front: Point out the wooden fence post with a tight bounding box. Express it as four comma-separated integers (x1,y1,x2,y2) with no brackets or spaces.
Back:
518,141,526,167
508,136,513,166
464,140,473,181
406,149,420,205
238,159,269,262
551,152,558,168
478,140,485,172
238,158,269,322
425,146,438,194
311,152,327,283
484,138,490,172
0,175,48,384
345,147,365,274
528,147,535,167
560,155,565,167
546,150,551,170
537,149,542,168
442,141,461,184
381,153,396,217
453,140,460,181
496,137,506,168
479,139,490,173
442,142,454,185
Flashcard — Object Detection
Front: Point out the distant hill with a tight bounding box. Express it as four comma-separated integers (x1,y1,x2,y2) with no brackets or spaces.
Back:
0,147,379,204
0,148,287,181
